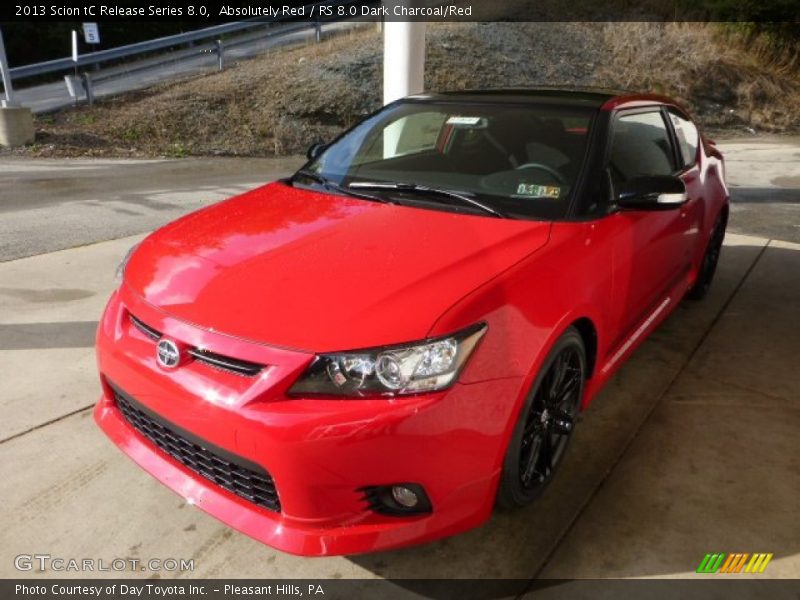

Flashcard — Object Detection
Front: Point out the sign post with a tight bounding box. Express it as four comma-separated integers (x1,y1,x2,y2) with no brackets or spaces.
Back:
71,29,80,83
71,30,79,63
0,27,17,107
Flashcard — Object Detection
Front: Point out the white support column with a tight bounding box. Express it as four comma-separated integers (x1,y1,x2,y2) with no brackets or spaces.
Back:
382,15,426,105
382,3,426,158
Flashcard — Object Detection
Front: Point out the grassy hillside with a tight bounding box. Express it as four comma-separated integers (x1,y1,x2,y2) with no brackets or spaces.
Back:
17,22,800,158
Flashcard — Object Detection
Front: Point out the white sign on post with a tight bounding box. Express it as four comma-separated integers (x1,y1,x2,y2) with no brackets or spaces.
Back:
82,23,100,44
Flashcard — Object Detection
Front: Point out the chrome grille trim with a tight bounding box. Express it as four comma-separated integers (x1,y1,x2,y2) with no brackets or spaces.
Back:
127,313,265,377
187,348,263,377
129,313,161,340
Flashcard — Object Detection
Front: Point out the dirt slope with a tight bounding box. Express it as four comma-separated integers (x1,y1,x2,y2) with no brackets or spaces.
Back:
15,22,800,158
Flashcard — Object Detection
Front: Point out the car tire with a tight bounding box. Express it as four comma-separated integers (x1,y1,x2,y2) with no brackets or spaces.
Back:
496,327,586,510
687,211,727,301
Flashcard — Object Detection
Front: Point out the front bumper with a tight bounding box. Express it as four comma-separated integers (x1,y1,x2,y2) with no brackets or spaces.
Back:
95,286,521,555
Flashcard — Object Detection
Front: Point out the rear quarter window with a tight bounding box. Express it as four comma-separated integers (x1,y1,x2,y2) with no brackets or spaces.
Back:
668,109,700,168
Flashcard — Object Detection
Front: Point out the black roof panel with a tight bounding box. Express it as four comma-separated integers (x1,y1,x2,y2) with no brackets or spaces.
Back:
408,87,629,107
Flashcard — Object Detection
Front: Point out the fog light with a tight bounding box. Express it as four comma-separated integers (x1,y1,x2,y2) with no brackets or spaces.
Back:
391,485,419,508
360,483,432,516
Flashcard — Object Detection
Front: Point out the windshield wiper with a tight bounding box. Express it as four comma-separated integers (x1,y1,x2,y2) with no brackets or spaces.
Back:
292,170,392,204
348,181,507,218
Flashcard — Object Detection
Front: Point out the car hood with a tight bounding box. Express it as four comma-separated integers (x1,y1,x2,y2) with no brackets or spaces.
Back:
125,182,551,352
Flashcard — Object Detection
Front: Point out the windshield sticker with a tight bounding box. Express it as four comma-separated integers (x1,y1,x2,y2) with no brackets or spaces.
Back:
446,116,483,126
515,183,561,199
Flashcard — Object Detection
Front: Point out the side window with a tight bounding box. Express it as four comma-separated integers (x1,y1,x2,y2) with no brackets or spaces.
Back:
668,109,699,168
608,111,675,187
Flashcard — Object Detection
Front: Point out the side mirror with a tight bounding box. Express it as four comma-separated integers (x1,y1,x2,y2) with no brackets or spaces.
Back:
306,142,327,160
616,175,687,210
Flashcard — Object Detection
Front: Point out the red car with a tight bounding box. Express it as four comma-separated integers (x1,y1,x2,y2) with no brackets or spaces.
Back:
95,89,729,555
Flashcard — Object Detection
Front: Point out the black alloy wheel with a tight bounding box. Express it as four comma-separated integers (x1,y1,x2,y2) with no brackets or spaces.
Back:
497,327,586,508
687,211,727,301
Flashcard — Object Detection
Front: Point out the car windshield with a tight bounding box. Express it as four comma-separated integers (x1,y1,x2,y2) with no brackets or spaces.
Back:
299,100,595,220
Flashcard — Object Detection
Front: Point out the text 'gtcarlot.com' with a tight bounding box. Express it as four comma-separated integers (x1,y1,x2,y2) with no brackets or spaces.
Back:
14,553,195,573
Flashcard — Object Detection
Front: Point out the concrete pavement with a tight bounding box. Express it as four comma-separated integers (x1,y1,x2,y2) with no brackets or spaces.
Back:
0,141,798,581
0,236,145,441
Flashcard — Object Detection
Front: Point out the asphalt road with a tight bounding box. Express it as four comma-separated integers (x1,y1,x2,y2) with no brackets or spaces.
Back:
0,156,303,262
0,137,797,263
10,21,362,114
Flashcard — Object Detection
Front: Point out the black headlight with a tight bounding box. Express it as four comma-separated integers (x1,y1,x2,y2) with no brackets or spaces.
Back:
288,323,487,398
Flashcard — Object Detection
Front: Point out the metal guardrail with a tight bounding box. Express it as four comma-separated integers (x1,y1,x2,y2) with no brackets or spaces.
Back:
10,21,255,80
8,1,355,82
57,18,342,107
84,20,316,85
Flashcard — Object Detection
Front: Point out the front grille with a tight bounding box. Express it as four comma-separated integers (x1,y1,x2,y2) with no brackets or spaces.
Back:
113,386,280,512
127,313,264,377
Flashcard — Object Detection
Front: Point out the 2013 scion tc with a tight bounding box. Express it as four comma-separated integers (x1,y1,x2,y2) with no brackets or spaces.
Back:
95,89,729,555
